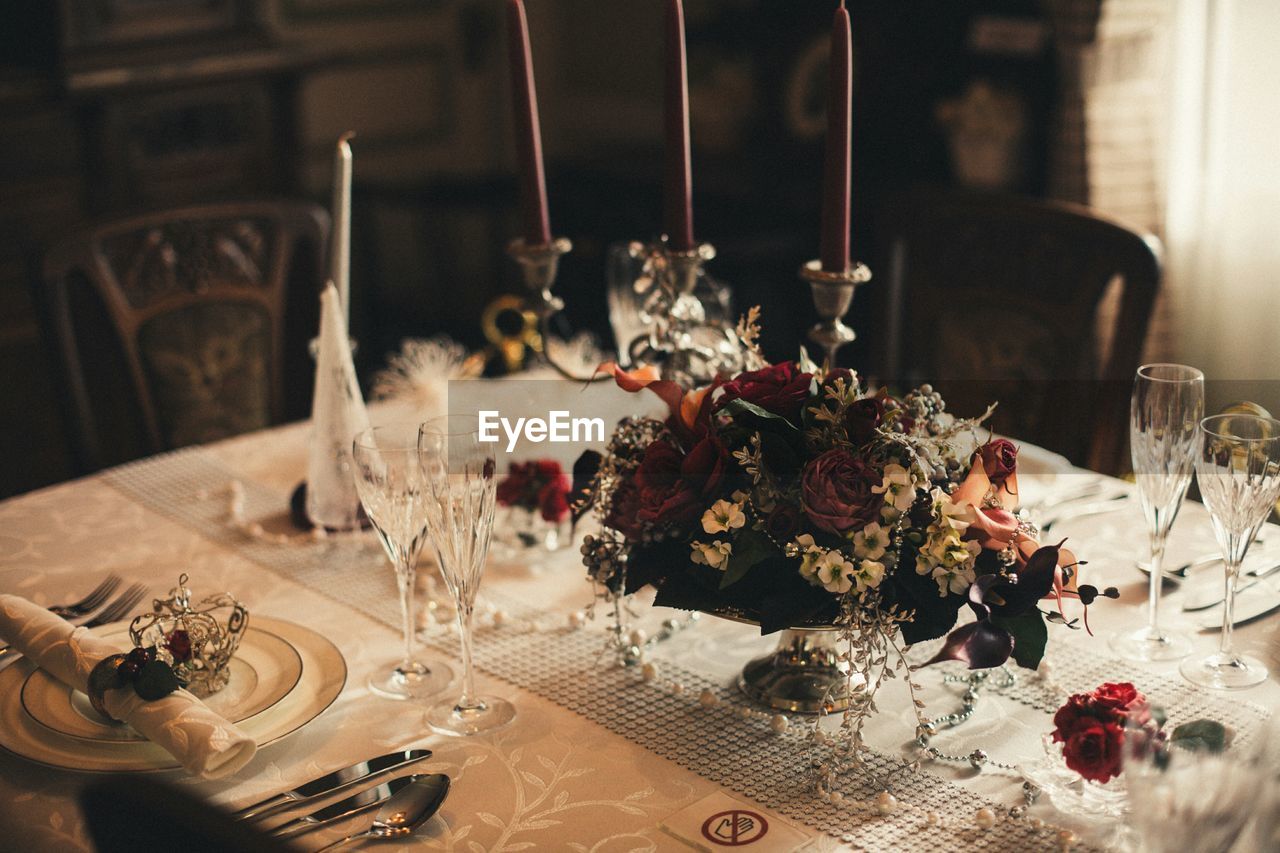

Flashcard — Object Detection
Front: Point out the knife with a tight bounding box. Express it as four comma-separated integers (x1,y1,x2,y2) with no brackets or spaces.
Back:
1195,578,1280,630
268,775,421,841
1182,562,1280,611
232,748,432,826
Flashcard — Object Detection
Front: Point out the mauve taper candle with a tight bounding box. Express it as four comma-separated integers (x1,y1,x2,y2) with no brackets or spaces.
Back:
664,0,695,252
820,2,852,273
507,0,552,246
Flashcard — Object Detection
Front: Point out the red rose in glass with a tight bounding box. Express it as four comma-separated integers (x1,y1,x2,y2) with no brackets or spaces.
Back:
1061,720,1125,784
537,478,570,523
800,449,882,535
604,437,727,537
978,438,1018,487
717,362,813,419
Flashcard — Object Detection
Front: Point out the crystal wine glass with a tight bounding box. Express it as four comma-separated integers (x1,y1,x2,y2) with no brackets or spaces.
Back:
1112,364,1203,661
1181,413,1280,688
418,415,515,735
352,425,454,700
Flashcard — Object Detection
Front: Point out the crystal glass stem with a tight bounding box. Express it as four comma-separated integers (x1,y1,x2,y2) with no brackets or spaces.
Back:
396,561,417,673
1146,530,1166,634
454,599,479,712
1220,557,1241,659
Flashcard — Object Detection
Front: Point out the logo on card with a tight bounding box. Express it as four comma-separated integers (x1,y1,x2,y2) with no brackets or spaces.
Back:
700,809,769,846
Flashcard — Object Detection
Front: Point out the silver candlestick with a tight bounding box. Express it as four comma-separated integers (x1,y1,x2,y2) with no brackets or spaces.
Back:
507,236,605,381
799,259,871,368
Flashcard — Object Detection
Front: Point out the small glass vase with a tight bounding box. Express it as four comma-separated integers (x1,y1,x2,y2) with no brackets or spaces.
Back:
491,507,570,565
1018,734,1128,821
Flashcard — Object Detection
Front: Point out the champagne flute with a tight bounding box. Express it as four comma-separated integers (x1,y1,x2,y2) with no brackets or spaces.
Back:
352,425,454,700
418,415,515,735
1112,364,1203,661
1181,413,1280,689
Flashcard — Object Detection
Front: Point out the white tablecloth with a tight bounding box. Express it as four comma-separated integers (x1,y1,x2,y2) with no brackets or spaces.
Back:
1,414,1277,852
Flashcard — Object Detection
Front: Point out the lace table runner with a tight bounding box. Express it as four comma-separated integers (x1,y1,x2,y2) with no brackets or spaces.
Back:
104,447,1271,849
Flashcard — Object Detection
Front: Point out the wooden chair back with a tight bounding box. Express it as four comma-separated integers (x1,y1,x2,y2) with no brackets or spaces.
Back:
875,189,1161,474
43,200,328,471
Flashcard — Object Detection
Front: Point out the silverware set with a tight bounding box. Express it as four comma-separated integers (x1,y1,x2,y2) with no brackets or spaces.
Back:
231,749,449,844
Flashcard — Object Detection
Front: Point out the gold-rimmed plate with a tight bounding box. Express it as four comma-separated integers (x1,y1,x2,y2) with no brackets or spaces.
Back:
20,624,303,743
0,616,346,774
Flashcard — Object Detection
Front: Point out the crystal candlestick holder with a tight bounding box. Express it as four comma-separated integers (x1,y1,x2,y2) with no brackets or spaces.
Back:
799,260,871,368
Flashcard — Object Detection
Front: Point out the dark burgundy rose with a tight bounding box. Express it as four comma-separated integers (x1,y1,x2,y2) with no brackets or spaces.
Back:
496,460,570,520
164,629,194,663
764,503,802,541
1061,721,1125,784
800,449,882,534
537,479,570,523
604,436,727,536
845,397,885,446
717,362,814,419
496,461,536,506
979,439,1018,487
822,367,856,387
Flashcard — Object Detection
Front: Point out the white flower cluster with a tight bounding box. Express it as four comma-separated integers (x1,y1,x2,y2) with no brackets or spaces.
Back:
872,463,916,524
915,487,981,596
689,498,747,570
791,534,884,595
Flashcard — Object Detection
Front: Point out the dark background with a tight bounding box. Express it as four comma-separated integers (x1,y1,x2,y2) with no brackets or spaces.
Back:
0,0,1058,496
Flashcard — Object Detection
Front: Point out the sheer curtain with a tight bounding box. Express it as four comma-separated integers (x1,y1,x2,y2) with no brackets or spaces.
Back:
1165,0,1280,411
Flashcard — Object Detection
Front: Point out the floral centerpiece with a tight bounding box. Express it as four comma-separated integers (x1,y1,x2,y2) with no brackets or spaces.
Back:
576,314,1101,673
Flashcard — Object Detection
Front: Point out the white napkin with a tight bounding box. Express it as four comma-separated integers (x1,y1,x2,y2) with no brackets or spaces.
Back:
305,282,371,529
0,594,256,778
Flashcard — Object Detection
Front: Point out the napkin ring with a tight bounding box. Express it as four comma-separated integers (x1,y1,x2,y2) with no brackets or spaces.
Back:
87,654,127,722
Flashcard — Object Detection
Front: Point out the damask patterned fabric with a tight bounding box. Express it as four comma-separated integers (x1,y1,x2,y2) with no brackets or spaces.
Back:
137,303,272,449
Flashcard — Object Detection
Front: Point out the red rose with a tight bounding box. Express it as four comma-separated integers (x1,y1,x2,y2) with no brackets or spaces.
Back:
1061,721,1125,784
979,439,1018,487
717,362,814,419
537,478,570,523
845,397,885,446
496,461,536,507
764,503,802,541
163,630,193,663
604,436,727,537
800,449,882,535
1093,682,1142,713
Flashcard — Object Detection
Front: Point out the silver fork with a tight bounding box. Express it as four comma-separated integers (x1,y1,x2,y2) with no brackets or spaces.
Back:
47,575,122,620
82,584,147,628
1,583,147,655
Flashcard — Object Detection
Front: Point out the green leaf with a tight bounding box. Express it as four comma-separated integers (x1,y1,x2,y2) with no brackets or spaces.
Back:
718,399,800,434
1170,719,1230,753
720,529,776,589
989,610,1048,670
133,659,181,701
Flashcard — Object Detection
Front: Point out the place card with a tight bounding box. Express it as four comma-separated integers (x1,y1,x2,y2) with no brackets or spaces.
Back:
660,792,808,851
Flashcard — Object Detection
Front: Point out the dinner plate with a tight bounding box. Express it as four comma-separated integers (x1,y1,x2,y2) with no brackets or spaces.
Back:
20,624,303,743
0,616,346,773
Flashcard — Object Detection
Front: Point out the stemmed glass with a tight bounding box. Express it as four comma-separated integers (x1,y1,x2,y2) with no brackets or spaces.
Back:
1112,364,1203,661
418,415,515,735
1181,413,1280,689
352,425,454,700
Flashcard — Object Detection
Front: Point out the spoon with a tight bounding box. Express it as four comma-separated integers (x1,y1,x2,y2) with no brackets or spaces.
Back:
314,773,450,851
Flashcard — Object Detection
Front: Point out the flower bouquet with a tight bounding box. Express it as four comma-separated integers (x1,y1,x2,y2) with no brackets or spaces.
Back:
574,313,1106,720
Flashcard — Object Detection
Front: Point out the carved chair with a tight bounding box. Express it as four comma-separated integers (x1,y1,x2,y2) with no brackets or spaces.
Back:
43,201,329,472
874,189,1161,475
